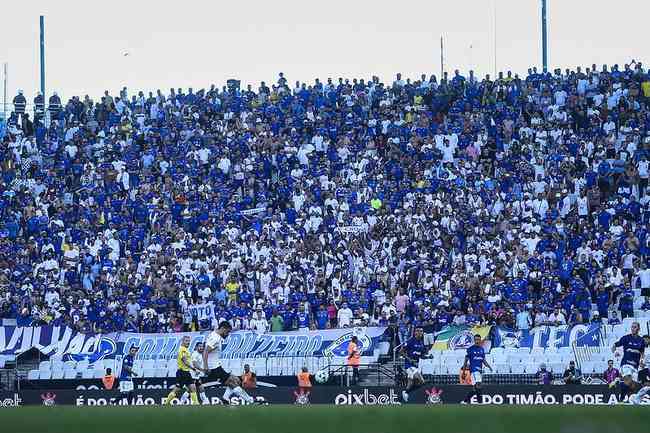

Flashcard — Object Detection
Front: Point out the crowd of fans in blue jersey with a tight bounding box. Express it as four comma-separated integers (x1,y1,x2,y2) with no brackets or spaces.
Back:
2,63,650,342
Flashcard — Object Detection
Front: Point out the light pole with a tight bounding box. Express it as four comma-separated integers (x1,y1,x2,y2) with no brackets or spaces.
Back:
40,15,45,97
541,0,548,73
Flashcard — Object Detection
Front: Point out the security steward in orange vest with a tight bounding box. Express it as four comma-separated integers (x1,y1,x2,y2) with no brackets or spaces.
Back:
347,336,361,385
241,364,257,389
297,367,312,391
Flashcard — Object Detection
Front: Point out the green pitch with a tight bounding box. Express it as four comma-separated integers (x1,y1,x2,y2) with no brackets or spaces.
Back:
2,405,647,433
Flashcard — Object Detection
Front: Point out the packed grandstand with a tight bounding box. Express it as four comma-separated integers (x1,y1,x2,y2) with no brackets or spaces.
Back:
1,63,650,389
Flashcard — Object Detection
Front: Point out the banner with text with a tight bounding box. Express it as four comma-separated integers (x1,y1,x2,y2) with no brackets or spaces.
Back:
0,326,387,362
492,324,605,350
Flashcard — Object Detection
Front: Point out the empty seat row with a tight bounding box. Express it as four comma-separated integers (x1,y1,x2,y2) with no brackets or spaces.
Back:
27,355,345,381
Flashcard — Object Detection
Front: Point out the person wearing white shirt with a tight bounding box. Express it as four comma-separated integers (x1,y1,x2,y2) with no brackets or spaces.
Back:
548,308,566,325
337,303,353,327
638,157,649,195
202,322,254,404
637,265,650,298
577,195,589,217
249,310,269,334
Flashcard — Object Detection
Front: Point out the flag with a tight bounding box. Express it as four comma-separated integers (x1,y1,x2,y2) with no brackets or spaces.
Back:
432,325,492,351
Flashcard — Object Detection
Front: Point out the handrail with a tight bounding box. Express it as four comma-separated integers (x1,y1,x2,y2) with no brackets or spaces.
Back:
392,342,405,363
324,363,396,386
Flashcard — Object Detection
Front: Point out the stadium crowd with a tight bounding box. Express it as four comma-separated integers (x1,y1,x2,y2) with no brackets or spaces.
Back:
1,63,650,341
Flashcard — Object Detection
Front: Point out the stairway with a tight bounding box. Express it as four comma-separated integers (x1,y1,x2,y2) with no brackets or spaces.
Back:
356,361,400,387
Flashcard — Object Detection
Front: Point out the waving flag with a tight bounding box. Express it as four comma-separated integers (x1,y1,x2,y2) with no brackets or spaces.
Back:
432,325,492,351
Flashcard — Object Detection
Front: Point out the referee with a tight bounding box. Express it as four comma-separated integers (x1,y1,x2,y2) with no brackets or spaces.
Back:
165,336,199,405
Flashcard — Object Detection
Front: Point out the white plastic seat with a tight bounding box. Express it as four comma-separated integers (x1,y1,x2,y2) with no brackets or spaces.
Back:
550,363,565,374
524,363,538,374
507,354,522,364
495,363,510,374
39,370,52,380
253,359,267,376
419,359,435,375
51,360,65,371
27,369,40,380
141,368,155,378
102,359,116,371
38,360,51,372
64,369,77,379
155,359,168,370
81,369,94,379
63,360,76,371
511,364,526,374
51,369,65,379
154,368,168,378
142,359,155,370
377,342,390,355
581,362,596,374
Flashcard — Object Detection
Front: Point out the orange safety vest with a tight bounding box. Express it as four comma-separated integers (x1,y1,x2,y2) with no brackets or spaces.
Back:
297,372,311,388
459,369,472,385
347,342,360,366
241,372,257,389
102,375,115,390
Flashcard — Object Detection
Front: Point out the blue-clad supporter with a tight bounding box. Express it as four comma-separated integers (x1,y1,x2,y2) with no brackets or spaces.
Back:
0,63,649,338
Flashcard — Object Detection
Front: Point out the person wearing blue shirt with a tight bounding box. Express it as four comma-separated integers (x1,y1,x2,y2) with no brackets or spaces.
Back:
119,345,139,404
462,334,492,404
611,322,646,402
296,305,311,330
401,327,427,403
315,304,329,330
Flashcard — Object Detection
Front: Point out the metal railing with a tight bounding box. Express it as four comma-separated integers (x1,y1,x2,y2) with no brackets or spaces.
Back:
322,363,397,387
2,102,53,127
0,368,18,391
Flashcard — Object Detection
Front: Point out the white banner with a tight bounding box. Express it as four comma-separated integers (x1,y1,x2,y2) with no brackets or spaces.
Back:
241,207,266,216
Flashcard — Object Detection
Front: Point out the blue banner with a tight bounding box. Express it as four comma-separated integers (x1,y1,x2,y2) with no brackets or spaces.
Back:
0,326,387,362
492,324,604,350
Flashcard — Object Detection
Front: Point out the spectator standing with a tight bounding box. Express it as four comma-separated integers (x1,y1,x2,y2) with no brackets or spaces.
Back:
337,302,353,328
269,309,284,332
249,309,269,334
515,307,532,331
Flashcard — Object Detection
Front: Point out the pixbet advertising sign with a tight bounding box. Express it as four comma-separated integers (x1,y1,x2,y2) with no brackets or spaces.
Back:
0,393,22,408
3,386,649,406
333,389,402,405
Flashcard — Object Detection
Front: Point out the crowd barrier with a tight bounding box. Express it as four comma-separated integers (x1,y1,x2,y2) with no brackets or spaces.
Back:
0,385,647,407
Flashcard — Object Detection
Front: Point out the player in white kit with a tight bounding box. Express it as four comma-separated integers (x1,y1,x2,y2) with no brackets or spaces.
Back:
202,321,256,404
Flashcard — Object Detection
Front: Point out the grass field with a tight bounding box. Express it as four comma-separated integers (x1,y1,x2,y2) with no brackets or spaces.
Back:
1,405,648,433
